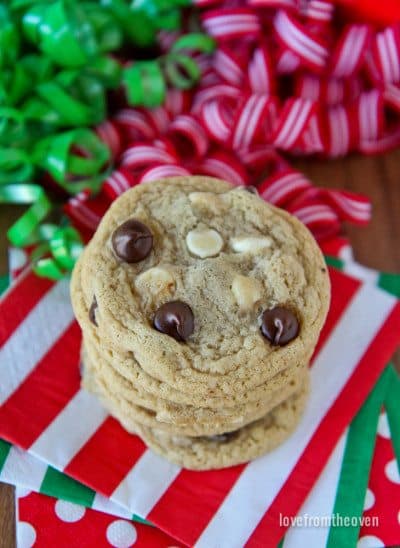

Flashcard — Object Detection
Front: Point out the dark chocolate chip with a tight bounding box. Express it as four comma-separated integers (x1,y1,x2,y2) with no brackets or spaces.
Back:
112,219,153,263
89,297,98,326
321,267,327,273
153,300,194,342
244,185,259,195
260,306,299,346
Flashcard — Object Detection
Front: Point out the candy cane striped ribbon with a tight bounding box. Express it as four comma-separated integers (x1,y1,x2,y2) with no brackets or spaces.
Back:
291,203,341,240
248,0,297,8
276,49,300,73
258,169,312,206
197,151,248,186
165,89,188,117
297,75,347,106
301,0,334,23
138,164,191,183
213,46,244,85
114,110,156,141
192,84,241,113
325,190,371,224
327,105,352,157
201,9,261,40
64,191,102,232
121,143,177,169
168,115,209,157
248,47,274,94
102,169,137,200
200,99,233,142
357,90,383,145
236,145,284,172
384,83,400,112
372,24,400,84
274,10,329,71
360,127,400,155
300,113,325,153
331,24,372,78
231,94,276,149
95,121,122,160
273,98,316,150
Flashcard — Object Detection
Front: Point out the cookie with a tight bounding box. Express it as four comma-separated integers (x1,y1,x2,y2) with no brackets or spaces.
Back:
74,256,311,413
84,365,309,470
82,341,309,435
72,176,330,397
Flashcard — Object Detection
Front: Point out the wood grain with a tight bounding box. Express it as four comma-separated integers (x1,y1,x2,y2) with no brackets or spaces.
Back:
0,484,15,548
0,151,399,547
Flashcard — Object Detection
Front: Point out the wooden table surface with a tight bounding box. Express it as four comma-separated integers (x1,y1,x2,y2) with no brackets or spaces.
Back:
1,150,400,547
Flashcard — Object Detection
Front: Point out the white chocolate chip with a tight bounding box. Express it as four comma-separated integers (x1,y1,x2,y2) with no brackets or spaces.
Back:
230,236,272,253
231,274,263,312
186,228,223,258
188,192,225,214
135,266,175,296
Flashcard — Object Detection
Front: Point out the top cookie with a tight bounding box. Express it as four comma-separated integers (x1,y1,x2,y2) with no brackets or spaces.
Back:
74,176,330,395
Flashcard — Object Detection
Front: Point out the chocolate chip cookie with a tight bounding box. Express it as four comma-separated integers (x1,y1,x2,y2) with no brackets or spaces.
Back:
74,176,330,396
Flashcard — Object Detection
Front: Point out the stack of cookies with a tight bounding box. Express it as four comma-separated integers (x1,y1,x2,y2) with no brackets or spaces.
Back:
71,176,330,470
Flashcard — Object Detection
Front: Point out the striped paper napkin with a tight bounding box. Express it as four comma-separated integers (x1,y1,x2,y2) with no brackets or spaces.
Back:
9,364,400,548
1,250,400,547
3,244,400,547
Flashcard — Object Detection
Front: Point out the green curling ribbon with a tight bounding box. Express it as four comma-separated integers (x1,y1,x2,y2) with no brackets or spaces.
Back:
0,184,51,246
0,107,29,147
0,5,20,68
33,128,110,193
123,61,166,108
23,1,98,68
171,33,216,54
136,0,190,18
31,224,83,279
21,97,63,127
0,0,215,280
163,53,201,89
86,56,122,88
82,3,123,53
101,0,156,47
0,147,34,183
37,70,106,126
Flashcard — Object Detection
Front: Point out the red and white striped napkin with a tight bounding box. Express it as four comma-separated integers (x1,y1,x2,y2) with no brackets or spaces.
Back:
1,259,400,547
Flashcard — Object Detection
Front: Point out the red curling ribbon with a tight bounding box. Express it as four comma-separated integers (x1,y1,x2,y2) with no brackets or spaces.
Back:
102,169,137,200
63,0,399,245
138,164,191,183
197,151,248,186
248,47,274,95
330,24,372,78
272,98,317,150
114,109,156,141
302,1,334,24
384,84,400,112
258,169,312,207
202,9,261,40
213,46,245,86
326,105,352,157
273,10,329,72
64,190,102,232
200,98,233,143
120,143,177,169
168,114,209,157
371,24,400,84
95,120,122,160
230,94,277,150
356,90,384,145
